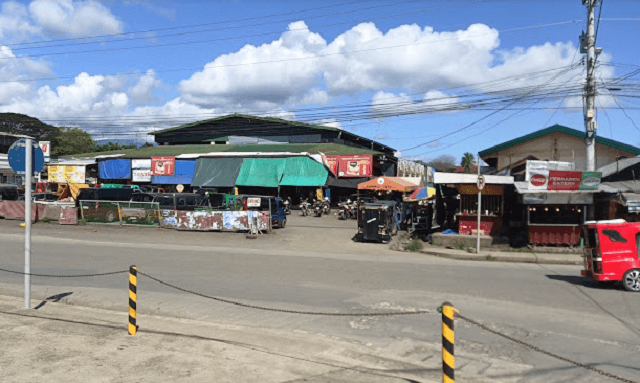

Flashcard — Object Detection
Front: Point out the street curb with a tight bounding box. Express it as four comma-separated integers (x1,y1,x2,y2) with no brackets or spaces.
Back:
418,249,583,265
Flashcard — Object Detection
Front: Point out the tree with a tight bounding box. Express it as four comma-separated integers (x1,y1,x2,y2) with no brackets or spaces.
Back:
51,127,97,156
461,152,476,173
426,154,457,172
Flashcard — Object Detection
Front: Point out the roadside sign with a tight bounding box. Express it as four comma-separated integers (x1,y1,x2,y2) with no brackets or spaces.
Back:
8,139,44,176
39,141,50,162
247,197,261,207
477,175,486,191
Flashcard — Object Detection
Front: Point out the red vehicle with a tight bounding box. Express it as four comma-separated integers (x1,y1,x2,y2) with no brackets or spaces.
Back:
582,220,640,292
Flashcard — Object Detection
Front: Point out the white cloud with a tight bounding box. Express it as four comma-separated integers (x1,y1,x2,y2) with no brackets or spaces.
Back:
293,89,329,106
128,69,162,104
29,0,122,37
0,1,39,40
0,45,52,104
179,21,326,110
374,134,388,140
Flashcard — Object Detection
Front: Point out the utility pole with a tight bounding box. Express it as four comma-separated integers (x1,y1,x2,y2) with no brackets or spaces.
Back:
581,0,601,172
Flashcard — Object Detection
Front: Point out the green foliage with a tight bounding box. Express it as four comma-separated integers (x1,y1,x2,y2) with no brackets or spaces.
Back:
94,141,138,152
454,242,465,250
51,127,97,156
77,218,88,226
426,154,457,172
461,152,476,174
405,237,424,252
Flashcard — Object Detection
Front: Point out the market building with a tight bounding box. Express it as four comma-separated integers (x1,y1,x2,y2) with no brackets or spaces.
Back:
62,114,425,203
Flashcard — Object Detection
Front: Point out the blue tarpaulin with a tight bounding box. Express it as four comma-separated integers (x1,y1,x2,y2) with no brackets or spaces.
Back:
151,160,196,185
98,159,131,180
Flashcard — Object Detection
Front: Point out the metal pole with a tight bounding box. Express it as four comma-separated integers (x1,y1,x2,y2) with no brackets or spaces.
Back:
24,138,32,309
477,154,481,252
128,265,138,335
584,0,597,172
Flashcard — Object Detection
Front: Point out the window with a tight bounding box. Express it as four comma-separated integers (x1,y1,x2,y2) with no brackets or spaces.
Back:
601,229,627,243
636,233,640,259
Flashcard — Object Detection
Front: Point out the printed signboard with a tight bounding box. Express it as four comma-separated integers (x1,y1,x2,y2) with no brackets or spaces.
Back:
151,156,175,176
132,159,151,169
48,165,86,183
336,155,372,178
528,171,601,191
39,141,50,162
322,155,338,175
132,169,152,182
247,197,261,207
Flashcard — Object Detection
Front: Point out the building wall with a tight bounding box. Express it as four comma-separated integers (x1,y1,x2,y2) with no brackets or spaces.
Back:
483,132,636,171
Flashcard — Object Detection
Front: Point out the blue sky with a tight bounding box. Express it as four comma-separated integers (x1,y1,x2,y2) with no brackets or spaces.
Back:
0,0,638,164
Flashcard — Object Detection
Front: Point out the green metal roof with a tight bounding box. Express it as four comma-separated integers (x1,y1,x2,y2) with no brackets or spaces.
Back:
479,125,640,157
150,113,339,135
67,143,382,158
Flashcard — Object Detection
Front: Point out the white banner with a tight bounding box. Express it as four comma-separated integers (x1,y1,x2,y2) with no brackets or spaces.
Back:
132,169,152,182
132,159,151,169
39,141,50,162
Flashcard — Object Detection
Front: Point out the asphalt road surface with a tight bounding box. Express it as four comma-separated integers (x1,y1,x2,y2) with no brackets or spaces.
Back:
1,215,639,382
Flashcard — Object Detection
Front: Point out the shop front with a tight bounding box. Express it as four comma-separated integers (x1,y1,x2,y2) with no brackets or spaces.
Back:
433,173,514,237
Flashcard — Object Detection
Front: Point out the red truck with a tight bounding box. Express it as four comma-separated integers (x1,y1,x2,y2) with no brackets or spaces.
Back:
582,220,640,292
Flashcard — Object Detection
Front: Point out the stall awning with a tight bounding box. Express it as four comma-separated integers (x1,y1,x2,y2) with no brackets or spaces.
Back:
151,160,196,185
404,187,436,201
358,177,419,192
235,158,287,187
326,176,370,189
279,157,328,187
620,193,640,213
191,158,244,187
515,181,595,204
98,159,131,180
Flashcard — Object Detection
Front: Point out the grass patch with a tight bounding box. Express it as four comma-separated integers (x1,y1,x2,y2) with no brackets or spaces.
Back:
77,218,88,226
405,237,423,252
503,247,534,253
454,242,465,250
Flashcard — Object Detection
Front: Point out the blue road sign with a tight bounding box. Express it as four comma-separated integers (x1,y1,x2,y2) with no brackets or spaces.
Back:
8,139,45,176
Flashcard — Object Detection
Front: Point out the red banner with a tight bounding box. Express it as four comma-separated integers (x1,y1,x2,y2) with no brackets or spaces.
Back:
322,155,338,175
335,155,372,178
151,156,175,176
547,171,582,190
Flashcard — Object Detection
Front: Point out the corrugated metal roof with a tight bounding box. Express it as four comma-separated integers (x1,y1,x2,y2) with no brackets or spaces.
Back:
66,143,382,158
596,158,640,178
600,181,640,193
434,173,514,184
479,125,640,157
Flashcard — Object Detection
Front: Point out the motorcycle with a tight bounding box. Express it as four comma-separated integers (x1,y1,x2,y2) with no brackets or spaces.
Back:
313,199,324,217
300,199,311,216
322,197,331,215
283,197,292,215
338,200,354,220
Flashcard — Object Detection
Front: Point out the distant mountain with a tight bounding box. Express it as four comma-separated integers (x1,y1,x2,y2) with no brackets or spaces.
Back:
0,113,59,139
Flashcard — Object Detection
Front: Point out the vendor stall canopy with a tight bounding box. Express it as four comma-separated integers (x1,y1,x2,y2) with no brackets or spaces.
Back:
152,160,196,185
358,177,419,192
98,159,131,180
235,157,328,187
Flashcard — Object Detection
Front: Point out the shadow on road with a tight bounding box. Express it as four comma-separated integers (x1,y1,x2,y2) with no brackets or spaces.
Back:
545,275,620,290
34,291,73,310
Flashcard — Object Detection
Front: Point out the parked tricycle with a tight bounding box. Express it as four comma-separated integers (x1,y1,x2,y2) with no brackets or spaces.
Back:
582,220,640,292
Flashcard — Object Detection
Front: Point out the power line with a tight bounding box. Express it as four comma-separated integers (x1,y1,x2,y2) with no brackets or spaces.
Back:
0,18,582,62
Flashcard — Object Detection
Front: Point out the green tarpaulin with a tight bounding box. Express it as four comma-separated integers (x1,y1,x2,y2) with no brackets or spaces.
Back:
235,158,287,187
280,157,328,186
192,158,244,187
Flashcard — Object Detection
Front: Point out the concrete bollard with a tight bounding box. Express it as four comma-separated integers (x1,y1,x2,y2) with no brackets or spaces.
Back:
128,265,138,336
439,301,456,383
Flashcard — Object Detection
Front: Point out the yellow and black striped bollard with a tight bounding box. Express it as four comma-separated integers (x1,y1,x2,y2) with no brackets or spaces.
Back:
440,301,456,383
128,265,138,336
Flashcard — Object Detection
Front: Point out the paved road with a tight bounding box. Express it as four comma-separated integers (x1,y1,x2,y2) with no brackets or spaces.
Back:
1,216,639,382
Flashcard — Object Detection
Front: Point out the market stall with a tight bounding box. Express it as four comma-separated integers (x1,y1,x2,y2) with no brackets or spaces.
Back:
434,173,514,236
514,170,601,246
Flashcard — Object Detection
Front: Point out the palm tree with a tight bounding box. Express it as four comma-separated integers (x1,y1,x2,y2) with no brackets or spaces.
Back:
461,152,475,173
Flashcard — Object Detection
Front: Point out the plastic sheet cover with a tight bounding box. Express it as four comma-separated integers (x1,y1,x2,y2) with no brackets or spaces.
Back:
151,160,196,185
191,158,244,187
235,158,287,187
98,159,131,179
279,157,328,186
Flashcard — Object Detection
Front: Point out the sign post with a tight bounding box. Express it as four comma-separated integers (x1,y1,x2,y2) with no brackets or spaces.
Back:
477,162,485,253
8,139,44,309
24,139,32,309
